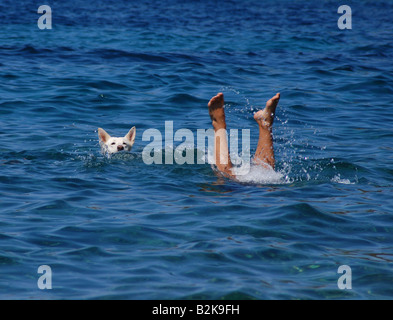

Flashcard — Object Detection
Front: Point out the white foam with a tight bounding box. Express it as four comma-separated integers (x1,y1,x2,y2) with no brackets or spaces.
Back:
232,164,287,185
331,174,354,185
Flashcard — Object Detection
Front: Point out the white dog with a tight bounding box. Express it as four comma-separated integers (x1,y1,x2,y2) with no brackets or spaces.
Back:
98,127,136,154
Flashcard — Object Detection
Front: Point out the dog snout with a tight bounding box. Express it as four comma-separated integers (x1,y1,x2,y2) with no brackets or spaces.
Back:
117,145,124,151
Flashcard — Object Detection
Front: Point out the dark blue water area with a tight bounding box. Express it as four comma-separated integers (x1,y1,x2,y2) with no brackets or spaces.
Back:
0,0,393,299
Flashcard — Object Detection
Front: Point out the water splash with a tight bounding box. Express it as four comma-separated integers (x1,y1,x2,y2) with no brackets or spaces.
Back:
331,173,355,185
207,89,359,186
232,164,288,185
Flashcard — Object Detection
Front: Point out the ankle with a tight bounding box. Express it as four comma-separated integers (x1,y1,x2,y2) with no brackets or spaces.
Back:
258,123,273,132
212,120,226,131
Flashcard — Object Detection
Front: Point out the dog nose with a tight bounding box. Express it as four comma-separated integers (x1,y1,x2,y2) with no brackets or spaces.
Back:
117,145,124,151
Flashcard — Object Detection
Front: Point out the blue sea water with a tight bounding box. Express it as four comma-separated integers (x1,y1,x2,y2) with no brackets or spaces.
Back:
0,0,393,300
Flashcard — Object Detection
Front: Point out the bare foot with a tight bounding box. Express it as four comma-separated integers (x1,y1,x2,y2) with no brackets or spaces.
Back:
254,93,280,129
208,92,226,131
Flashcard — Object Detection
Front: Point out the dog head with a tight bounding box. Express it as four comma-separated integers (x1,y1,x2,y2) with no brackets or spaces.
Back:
98,127,136,154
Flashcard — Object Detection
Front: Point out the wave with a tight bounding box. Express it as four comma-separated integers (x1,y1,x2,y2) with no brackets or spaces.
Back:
88,48,172,63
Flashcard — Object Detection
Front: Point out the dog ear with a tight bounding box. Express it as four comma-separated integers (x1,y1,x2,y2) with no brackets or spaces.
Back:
98,128,111,143
124,126,136,145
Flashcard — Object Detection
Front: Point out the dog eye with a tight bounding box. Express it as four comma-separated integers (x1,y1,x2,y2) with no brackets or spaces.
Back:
111,142,116,145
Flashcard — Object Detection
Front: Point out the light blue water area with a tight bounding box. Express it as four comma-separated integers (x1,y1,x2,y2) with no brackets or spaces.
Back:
0,0,392,299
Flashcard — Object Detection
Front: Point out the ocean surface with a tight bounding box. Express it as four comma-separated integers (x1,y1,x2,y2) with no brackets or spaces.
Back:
0,0,392,299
